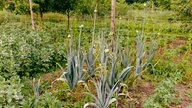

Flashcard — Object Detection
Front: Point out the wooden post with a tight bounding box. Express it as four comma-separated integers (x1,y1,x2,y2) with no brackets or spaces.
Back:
29,0,35,30
111,0,115,51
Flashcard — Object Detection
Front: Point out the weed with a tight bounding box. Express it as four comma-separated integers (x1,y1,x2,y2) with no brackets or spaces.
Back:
185,90,192,101
0,75,25,107
143,79,178,108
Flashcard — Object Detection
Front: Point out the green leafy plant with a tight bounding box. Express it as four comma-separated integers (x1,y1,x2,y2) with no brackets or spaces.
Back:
0,75,25,107
143,79,177,108
149,61,183,82
23,92,62,108
188,84,192,89
23,78,62,108
0,24,67,77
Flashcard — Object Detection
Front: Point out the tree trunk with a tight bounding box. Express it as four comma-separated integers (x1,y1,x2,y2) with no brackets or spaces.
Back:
39,8,43,32
111,0,115,51
29,0,35,30
151,1,155,13
67,10,70,32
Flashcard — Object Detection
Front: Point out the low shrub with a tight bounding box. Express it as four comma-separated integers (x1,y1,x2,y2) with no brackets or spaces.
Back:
143,79,178,108
0,75,25,107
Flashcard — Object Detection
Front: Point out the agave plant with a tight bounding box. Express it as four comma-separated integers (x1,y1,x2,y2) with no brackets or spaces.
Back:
135,35,157,78
83,74,119,108
108,56,132,90
135,36,145,77
85,42,97,76
53,32,85,89
120,46,132,68
32,78,40,99
99,32,108,65
55,51,85,89
145,42,157,66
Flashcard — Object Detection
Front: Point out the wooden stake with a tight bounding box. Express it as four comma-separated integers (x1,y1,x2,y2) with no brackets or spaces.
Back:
111,0,115,51
29,0,35,30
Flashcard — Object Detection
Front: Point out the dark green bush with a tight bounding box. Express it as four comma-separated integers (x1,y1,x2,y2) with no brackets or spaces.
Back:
14,3,39,15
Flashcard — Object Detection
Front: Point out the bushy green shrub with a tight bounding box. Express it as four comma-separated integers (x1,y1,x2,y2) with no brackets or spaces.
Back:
0,24,66,77
0,75,25,107
14,2,39,15
143,79,177,108
149,61,183,82
23,92,62,108
171,0,192,20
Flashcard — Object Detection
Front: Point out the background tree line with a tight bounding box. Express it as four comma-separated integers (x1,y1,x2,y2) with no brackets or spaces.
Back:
0,0,191,21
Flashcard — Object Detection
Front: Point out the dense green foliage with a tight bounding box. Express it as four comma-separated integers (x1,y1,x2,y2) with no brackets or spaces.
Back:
0,23,66,77
143,79,177,108
0,75,25,107
0,0,6,10
23,92,62,108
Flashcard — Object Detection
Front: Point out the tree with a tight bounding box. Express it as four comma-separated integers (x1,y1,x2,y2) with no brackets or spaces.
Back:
125,0,148,4
0,0,15,11
0,0,6,10
33,0,53,31
52,0,78,32
76,0,96,17
173,0,192,20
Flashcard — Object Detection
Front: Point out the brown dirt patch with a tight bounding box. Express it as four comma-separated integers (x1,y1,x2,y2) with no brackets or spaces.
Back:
172,82,192,108
168,39,187,49
40,71,62,83
117,81,155,108
117,81,192,108
39,71,63,92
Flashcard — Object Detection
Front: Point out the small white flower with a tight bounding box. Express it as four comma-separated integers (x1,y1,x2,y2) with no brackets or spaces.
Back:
79,25,84,28
94,9,97,13
67,34,71,38
109,32,113,36
104,49,109,53
93,48,96,54
136,30,139,33
119,17,122,20
144,3,146,7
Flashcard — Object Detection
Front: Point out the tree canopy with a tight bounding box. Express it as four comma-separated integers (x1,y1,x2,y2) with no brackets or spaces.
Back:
33,0,54,13
51,0,78,14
